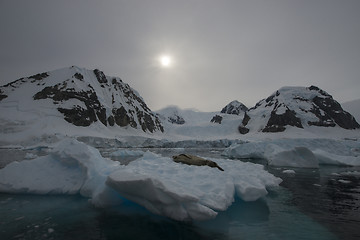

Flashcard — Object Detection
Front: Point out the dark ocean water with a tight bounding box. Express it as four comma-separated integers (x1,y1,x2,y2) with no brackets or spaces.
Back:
1,147,359,240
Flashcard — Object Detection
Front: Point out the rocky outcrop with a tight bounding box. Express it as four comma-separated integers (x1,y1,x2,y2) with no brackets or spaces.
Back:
156,107,186,125
239,86,360,134
221,100,248,115
34,81,108,127
210,115,223,124
168,115,185,125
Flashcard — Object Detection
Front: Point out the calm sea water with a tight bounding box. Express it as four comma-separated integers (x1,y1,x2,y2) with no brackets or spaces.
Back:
1,147,359,240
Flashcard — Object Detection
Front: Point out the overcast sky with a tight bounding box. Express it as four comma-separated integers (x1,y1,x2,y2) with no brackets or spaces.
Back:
1,0,359,111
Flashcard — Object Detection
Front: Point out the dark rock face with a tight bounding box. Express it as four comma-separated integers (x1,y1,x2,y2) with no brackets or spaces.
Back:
309,96,359,129
240,85,360,134
221,100,248,115
238,112,250,134
74,73,84,80
93,69,107,84
263,108,303,132
29,72,49,81
210,115,223,124
238,126,249,134
34,81,108,127
0,89,7,101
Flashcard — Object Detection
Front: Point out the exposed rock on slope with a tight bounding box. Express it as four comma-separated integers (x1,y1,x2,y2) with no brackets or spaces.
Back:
210,115,223,124
156,106,186,125
0,66,163,133
238,86,360,134
209,100,247,125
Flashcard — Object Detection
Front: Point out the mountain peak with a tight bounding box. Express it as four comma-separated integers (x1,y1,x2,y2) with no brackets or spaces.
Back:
0,67,164,134
221,100,248,115
240,85,360,134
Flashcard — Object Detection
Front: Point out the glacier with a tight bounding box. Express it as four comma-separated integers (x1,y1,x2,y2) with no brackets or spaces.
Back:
0,138,281,221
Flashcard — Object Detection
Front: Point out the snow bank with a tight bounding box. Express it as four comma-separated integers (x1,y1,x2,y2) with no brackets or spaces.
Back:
0,138,281,221
223,138,360,168
107,152,281,221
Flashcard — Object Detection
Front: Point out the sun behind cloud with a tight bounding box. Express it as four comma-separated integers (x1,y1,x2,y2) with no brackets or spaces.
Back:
159,55,172,68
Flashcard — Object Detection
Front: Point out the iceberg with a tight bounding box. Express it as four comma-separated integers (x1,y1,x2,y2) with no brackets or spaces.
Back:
0,138,282,221
223,138,360,168
107,152,281,221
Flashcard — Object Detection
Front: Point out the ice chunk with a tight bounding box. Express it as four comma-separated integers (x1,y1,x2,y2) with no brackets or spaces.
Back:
282,169,296,174
338,179,351,184
0,138,122,205
224,142,266,159
110,149,144,157
265,145,319,168
24,152,38,159
106,151,281,221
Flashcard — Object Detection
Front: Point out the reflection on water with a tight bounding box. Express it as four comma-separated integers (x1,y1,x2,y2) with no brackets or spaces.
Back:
0,191,337,240
269,166,360,240
0,147,360,239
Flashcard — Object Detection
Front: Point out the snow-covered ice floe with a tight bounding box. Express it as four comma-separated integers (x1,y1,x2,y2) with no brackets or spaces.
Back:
0,139,281,221
223,138,360,168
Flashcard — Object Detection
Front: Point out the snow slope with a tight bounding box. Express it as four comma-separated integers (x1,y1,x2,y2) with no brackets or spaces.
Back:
342,99,360,124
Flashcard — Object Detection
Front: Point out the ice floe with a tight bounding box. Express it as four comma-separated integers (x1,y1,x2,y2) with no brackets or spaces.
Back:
0,138,281,221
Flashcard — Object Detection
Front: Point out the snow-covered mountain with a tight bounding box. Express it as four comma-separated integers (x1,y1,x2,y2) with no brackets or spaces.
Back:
0,66,163,141
210,100,248,124
220,100,248,115
238,86,360,134
342,99,360,124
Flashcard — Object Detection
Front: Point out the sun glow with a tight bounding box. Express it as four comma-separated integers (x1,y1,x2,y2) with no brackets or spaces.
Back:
159,55,171,67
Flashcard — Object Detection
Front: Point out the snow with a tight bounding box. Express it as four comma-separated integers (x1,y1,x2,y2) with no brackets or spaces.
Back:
0,138,281,221
223,138,360,168
156,106,244,140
